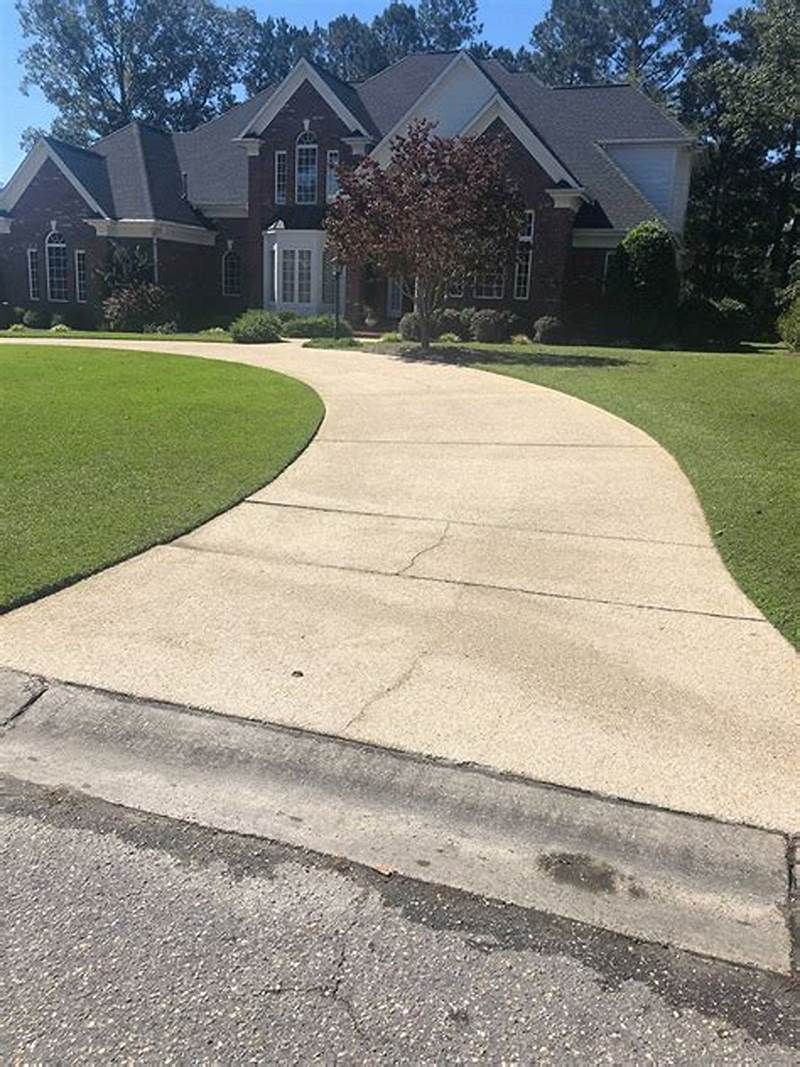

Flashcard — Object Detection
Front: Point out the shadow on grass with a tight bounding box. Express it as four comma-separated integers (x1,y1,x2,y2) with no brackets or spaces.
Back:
372,343,634,369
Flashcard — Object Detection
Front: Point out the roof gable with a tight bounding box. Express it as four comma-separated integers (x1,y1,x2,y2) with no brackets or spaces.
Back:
0,139,111,218
241,58,372,138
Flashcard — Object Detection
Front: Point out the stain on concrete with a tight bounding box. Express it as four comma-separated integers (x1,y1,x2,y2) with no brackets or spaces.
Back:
538,851,618,894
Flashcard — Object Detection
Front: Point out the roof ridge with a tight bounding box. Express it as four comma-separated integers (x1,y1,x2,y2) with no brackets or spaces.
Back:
43,135,104,159
132,124,155,218
187,84,277,136
353,50,459,86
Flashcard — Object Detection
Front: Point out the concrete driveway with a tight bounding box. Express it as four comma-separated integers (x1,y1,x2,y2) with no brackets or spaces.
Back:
1,339,797,830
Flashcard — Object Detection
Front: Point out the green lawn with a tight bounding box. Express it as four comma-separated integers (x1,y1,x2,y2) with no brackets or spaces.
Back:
0,328,231,342
1,344,323,610
373,339,799,647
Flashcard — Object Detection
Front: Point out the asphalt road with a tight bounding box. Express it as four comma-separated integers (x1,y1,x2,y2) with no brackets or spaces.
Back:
1,776,798,1064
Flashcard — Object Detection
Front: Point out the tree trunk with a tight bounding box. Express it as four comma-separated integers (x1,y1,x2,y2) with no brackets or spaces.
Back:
414,277,435,350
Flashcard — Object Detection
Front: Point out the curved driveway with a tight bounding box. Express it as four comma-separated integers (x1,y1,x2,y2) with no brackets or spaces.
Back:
1,339,797,830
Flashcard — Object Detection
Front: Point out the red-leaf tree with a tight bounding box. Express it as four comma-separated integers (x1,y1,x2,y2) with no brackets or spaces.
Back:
325,119,524,348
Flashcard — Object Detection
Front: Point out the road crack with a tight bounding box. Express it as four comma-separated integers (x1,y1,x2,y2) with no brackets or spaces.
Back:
397,522,451,575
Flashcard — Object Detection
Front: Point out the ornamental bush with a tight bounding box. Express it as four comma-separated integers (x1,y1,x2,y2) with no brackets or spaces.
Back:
778,295,800,352
437,308,471,340
229,309,282,344
606,220,678,343
471,308,512,343
103,282,175,332
399,311,421,340
282,314,352,338
436,332,461,343
22,308,44,328
533,315,566,343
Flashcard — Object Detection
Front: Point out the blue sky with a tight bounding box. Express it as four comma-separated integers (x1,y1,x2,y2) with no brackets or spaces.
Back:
0,0,740,182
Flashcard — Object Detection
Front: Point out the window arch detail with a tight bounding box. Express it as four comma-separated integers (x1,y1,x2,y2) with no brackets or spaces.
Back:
295,129,318,205
221,248,243,297
45,230,68,302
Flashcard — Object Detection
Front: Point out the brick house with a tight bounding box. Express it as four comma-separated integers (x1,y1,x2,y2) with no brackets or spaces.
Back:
0,51,695,329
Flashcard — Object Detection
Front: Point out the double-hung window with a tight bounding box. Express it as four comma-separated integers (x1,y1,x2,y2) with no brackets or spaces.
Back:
514,210,535,301
474,267,504,300
295,131,318,205
221,249,242,297
326,150,339,200
45,230,68,301
274,150,287,204
27,248,40,300
74,249,87,303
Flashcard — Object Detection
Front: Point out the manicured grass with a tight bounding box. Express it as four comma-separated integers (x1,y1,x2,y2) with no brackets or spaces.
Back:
1,345,323,610
0,328,231,342
374,339,799,647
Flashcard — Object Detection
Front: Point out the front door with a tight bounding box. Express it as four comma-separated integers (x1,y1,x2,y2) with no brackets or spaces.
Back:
263,228,325,314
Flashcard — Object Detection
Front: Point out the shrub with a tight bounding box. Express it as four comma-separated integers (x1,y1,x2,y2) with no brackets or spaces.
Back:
50,313,66,328
712,297,751,346
8,322,27,333
22,308,44,328
380,331,402,342
511,333,531,345
49,322,72,334
229,309,282,344
471,308,511,343
274,309,301,324
103,282,175,332
436,308,469,340
201,326,229,337
142,321,178,334
606,219,679,343
437,332,460,343
778,295,800,352
399,311,421,340
12,306,26,323
282,314,352,338
533,315,566,343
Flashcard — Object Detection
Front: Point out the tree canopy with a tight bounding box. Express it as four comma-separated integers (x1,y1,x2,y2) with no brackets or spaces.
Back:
14,0,797,330
325,119,523,346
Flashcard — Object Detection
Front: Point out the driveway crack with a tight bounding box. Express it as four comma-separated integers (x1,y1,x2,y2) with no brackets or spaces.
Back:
397,522,450,576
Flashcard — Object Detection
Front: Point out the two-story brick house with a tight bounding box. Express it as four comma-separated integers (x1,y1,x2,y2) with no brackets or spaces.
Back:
0,51,695,329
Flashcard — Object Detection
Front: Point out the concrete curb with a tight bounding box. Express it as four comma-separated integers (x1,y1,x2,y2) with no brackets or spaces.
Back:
0,666,796,976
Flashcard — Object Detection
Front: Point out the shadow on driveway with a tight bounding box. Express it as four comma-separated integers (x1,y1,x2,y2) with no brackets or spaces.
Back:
372,343,635,369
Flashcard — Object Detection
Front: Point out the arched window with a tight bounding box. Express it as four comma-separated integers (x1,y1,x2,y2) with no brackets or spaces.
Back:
295,130,318,205
45,230,68,302
221,249,242,297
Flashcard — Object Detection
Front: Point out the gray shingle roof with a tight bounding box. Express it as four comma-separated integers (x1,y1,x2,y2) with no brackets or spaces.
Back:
18,53,693,233
43,138,115,217
353,52,455,135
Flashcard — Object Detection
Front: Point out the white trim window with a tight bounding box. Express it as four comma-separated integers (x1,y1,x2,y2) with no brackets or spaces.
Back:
27,248,40,300
45,230,68,301
326,149,340,201
474,267,504,300
280,249,296,303
221,249,242,297
74,249,87,303
387,275,404,317
297,249,312,304
295,131,318,205
521,209,535,242
274,150,287,204
514,246,532,301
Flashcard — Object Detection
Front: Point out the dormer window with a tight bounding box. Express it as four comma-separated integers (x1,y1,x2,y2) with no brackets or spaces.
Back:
295,130,318,205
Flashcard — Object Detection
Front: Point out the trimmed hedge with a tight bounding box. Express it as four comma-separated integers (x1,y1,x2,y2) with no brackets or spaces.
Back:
229,309,282,344
282,314,352,338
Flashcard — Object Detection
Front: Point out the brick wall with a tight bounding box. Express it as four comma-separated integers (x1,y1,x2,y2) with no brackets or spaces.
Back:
0,159,104,324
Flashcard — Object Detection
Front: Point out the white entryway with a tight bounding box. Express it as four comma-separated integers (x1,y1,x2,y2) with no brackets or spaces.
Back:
263,224,343,315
